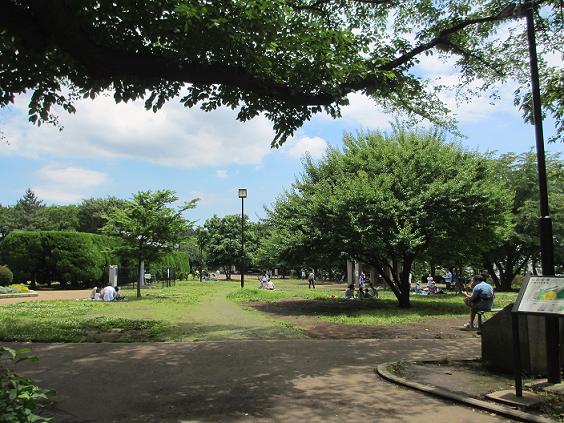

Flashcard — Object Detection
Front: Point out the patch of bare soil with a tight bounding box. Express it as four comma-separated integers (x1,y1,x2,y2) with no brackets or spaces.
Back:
247,299,478,340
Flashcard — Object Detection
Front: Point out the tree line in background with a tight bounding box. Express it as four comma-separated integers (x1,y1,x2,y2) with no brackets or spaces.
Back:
0,129,562,305
0,191,193,296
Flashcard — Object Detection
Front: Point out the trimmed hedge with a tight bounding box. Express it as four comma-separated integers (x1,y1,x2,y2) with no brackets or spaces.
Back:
0,231,120,286
147,250,190,279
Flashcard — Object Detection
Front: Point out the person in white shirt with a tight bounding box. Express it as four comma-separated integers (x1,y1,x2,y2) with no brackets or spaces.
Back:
102,284,117,301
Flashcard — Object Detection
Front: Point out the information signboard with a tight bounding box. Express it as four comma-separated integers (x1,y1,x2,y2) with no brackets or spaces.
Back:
512,275,564,315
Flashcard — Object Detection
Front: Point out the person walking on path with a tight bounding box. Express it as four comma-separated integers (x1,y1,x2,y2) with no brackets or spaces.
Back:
463,275,494,329
308,270,316,289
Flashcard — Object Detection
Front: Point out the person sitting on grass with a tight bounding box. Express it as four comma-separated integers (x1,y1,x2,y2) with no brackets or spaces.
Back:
89,287,102,301
266,279,275,290
366,282,378,298
344,284,355,299
463,275,494,329
427,277,437,294
102,284,117,302
115,286,126,301
357,285,366,299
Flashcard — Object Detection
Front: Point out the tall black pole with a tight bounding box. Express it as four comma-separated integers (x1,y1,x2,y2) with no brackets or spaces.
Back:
240,197,245,288
525,1,560,384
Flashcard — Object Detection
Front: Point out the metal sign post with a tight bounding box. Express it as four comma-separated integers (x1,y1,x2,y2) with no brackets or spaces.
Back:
512,274,563,395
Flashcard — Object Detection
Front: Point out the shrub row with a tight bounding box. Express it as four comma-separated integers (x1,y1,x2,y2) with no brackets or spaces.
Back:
0,231,191,287
0,231,120,286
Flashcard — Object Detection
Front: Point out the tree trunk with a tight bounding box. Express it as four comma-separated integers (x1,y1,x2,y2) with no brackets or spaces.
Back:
137,259,143,298
531,255,539,275
397,290,411,308
484,261,501,290
376,256,412,308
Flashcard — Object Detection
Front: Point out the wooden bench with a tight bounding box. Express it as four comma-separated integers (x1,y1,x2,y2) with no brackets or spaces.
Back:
477,308,503,333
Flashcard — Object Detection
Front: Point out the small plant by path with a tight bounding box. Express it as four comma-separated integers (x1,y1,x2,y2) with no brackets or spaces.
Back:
0,347,55,423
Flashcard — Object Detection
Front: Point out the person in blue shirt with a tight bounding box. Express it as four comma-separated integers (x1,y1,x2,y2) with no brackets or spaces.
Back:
463,275,494,329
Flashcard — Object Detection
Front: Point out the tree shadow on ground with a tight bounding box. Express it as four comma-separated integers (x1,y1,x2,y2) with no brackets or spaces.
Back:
246,299,475,340
10,338,489,422
249,297,468,317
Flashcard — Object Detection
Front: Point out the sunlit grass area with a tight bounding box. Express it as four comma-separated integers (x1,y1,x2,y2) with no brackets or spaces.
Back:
0,278,519,342
0,282,225,342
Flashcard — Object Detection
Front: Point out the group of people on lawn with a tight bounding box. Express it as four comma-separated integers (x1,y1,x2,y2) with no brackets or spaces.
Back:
89,284,126,301
258,272,275,290
344,272,379,299
342,269,494,330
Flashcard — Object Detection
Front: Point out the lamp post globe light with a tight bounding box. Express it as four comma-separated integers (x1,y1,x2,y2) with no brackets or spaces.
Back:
238,189,247,288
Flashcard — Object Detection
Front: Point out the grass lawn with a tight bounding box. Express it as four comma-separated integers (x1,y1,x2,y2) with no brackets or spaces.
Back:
0,282,224,342
0,278,518,342
229,278,518,326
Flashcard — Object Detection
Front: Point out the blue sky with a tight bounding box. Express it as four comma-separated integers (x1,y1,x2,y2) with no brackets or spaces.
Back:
1,53,562,225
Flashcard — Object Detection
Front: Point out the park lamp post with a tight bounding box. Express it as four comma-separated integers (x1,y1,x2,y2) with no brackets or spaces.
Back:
499,0,560,391
238,188,247,288
522,0,560,385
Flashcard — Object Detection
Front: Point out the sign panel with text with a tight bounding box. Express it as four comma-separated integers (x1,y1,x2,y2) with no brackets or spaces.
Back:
512,275,564,315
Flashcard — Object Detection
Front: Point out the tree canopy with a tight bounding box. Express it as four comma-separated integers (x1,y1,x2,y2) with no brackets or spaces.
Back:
482,151,564,288
102,189,197,297
1,0,561,145
202,214,259,279
266,128,510,306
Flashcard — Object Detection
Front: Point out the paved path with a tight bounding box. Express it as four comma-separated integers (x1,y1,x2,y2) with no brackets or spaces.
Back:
9,339,513,422
0,289,91,304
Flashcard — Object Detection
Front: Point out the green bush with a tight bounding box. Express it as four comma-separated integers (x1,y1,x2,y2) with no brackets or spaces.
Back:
0,231,122,287
0,347,55,422
147,250,190,279
0,286,19,294
0,265,13,286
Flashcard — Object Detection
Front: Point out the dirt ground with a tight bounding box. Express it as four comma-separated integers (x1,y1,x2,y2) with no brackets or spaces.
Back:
247,300,476,340
0,289,91,304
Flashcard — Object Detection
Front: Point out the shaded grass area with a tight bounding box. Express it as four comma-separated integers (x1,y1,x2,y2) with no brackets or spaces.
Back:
230,279,517,327
0,282,224,342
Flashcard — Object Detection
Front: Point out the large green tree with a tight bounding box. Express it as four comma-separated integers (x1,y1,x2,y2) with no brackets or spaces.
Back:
482,152,564,289
102,190,197,297
77,197,129,233
203,215,259,280
268,128,510,307
7,189,48,231
1,0,561,144
42,205,79,231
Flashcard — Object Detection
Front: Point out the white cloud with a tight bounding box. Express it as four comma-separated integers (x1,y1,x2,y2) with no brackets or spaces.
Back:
0,94,274,168
39,166,108,188
287,136,328,159
32,165,108,203
30,187,83,203
215,169,228,178
414,53,457,74
340,93,392,129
